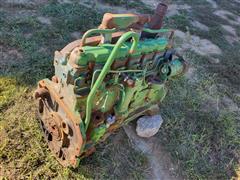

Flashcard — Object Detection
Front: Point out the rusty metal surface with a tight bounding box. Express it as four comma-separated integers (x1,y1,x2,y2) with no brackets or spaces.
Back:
60,32,124,54
149,3,168,30
141,3,168,38
99,13,150,30
35,81,83,167
130,14,151,29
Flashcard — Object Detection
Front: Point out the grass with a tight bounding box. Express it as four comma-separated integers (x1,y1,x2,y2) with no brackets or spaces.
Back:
159,67,239,179
0,77,22,111
0,0,240,179
0,95,148,179
0,2,148,179
101,0,127,6
101,0,152,13
165,11,192,32
158,0,240,178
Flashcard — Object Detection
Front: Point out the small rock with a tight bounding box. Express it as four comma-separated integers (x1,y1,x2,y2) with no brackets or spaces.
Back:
136,115,163,138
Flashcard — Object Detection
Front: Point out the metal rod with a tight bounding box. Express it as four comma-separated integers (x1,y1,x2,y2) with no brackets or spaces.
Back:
81,28,116,46
84,31,140,130
90,69,144,89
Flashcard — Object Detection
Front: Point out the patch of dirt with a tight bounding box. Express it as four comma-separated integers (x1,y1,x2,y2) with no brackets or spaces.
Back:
191,20,209,31
214,10,240,26
222,25,237,36
221,25,240,44
140,0,191,17
140,0,182,10
233,0,240,4
167,4,191,17
184,67,199,82
200,83,239,113
0,7,37,18
96,3,137,13
224,35,238,45
206,0,218,8
1,0,48,8
0,45,24,71
57,0,73,4
78,0,137,14
174,30,222,56
102,5,136,13
141,0,161,8
202,94,240,113
123,124,183,180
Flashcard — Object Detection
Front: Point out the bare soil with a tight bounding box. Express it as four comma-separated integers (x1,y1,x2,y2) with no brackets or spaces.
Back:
124,124,183,180
174,30,222,56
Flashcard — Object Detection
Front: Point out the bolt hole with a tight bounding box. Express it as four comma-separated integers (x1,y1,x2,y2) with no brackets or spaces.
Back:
59,149,63,158
48,133,52,141
38,100,44,113
62,122,66,129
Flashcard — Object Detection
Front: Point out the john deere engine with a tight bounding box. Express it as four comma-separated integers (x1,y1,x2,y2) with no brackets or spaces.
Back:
34,3,187,167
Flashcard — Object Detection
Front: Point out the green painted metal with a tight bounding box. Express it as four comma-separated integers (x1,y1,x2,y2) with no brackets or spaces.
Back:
84,31,140,130
90,69,144,89
76,38,168,66
115,78,146,116
90,124,107,142
110,14,139,29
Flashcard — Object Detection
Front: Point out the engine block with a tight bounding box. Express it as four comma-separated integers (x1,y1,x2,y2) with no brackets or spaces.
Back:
34,2,187,167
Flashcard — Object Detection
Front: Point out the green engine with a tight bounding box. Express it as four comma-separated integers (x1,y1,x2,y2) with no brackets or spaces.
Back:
34,2,187,167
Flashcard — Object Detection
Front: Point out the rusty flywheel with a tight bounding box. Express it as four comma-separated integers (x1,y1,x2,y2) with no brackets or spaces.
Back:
35,88,82,167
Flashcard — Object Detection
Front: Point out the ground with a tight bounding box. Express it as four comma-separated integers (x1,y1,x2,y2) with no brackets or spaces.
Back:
0,0,239,179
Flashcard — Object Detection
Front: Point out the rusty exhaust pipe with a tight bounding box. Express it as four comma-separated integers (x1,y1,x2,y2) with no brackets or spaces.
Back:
141,2,168,39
